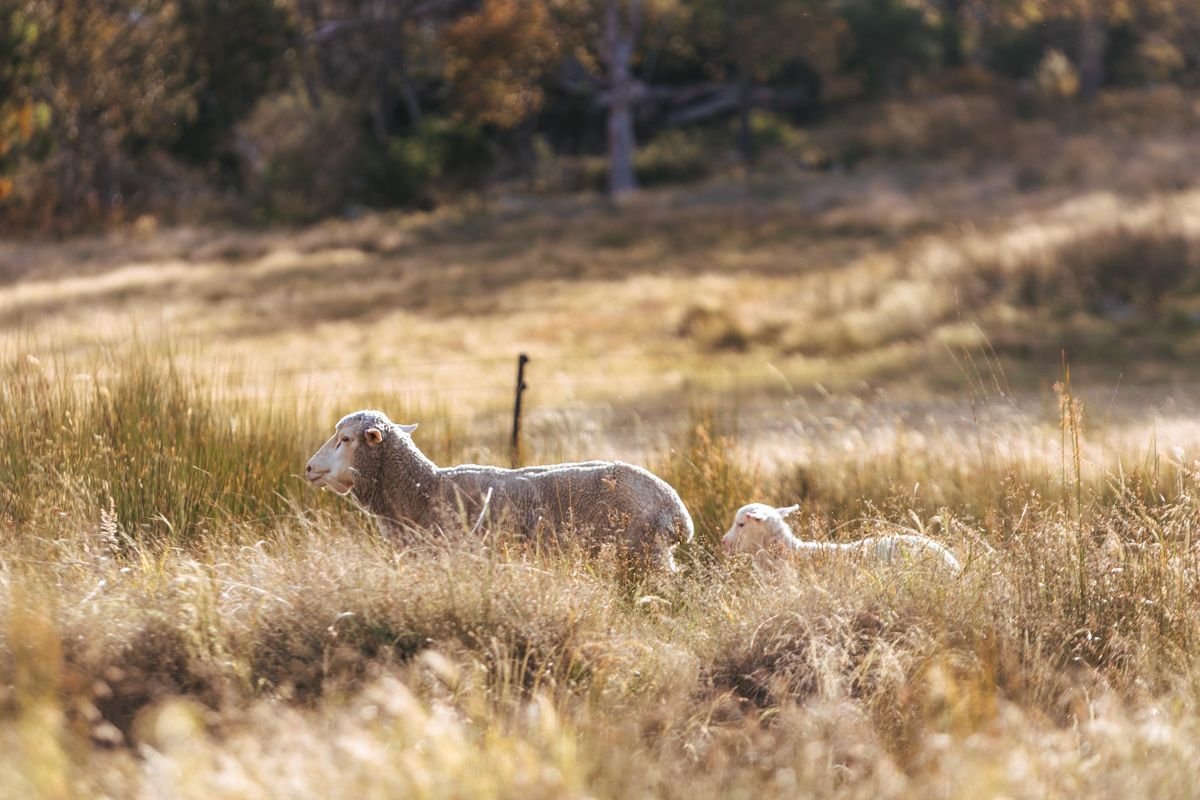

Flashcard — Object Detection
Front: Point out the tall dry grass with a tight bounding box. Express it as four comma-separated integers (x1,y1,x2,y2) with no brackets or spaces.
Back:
11,99,1200,795
3,348,1200,798
0,350,309,543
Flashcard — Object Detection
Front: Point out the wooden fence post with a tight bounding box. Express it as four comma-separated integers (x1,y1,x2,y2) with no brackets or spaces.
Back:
511,353,529,467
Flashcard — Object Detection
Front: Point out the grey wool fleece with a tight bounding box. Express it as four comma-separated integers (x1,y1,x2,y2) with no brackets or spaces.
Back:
340,410,694,569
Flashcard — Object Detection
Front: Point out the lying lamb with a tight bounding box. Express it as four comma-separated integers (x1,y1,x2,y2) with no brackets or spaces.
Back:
305,409,694,570
721,503,962,574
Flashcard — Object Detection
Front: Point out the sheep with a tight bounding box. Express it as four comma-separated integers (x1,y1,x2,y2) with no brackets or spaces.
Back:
721,502,962,574
305,409,695,571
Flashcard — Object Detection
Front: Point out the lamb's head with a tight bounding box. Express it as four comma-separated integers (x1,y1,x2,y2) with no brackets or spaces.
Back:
305,409,417,495
721,503,800,556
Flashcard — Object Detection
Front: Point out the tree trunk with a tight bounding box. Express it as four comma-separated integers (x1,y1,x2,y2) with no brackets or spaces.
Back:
1078,11,1107,99
735,75,755,166
370,62,390,145
939,0,966,69
727,0,755,166
368,0,393,145
604,0,640,198
297,0,324,108
398,61,423,127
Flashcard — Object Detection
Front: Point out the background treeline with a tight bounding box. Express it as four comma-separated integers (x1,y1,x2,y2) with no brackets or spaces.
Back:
2,0,1199,233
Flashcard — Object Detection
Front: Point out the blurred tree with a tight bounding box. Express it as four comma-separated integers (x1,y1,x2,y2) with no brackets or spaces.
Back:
548,0,686,197
0,6,45,203
2,0,196,231
171,0,295,168
934,0,967,68
603,0,642,196
929,0,1003,71
5,0,1200,233
986,0,1189,98
1166,1,1200,78
441,0,560,130
295,0,464,143
1115,0,1196,85
839,0,941,96
687,0,844,164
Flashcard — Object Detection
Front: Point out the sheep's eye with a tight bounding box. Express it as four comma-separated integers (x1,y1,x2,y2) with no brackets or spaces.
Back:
737,522,744,528
341,436,351,443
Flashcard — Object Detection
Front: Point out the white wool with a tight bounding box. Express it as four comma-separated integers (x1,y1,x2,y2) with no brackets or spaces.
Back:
722,502,962,574
307,409,695,571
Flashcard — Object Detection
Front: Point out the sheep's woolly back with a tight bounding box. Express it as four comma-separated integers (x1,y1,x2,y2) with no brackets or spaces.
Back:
722,502,962,574
307,409,694,570
850,533,963,573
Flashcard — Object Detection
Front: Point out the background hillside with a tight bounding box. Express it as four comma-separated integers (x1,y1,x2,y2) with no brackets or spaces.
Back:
5,0,1200,231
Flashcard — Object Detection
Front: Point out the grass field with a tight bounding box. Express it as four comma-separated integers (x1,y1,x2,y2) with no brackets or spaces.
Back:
6,110,1200,797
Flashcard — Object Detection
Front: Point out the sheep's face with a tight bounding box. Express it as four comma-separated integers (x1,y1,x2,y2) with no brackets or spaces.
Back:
721,503,799,556
305,411,417,496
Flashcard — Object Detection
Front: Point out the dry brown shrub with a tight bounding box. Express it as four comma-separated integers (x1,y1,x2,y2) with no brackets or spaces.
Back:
235,89,365,223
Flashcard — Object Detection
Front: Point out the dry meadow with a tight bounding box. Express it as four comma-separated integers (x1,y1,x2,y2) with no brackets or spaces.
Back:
7,98,1200,798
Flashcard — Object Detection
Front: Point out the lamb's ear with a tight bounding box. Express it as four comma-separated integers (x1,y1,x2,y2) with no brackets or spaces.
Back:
776,504,800,517
364,427,384,446
397,423,418,436
744,508,767,522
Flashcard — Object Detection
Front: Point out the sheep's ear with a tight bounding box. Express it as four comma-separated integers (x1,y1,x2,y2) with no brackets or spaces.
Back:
397,423,418,436
364,427,384,446
744,509,766,522
776,504,800,517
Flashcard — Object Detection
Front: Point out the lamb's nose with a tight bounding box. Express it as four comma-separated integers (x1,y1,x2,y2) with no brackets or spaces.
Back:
306,464,313,474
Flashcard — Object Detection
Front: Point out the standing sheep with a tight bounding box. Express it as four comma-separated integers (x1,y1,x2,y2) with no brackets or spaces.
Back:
721,503,962,574
305,409,694,570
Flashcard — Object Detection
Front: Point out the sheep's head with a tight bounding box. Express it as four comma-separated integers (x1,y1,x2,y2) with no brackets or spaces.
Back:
305,410,417,495
721,503,800,556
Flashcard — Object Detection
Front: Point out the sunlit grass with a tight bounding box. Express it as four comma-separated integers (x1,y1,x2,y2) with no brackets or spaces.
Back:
0,349,310,542
7,141,1200,426
3,346,1200,797
7,114,1200,794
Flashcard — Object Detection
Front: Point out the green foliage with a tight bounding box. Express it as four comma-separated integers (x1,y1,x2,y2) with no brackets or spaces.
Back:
0,0,200,232
986,17,1070,82
0,6,45,197
634,129,714,187
367,118,494,208
170,0,294,165
839,0,941,97
745,110,805,150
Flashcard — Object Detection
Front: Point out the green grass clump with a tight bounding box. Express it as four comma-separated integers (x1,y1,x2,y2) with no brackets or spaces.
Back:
0,351,308,543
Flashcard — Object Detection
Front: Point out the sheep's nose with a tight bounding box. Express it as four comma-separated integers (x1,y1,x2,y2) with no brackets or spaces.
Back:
306,464,313,474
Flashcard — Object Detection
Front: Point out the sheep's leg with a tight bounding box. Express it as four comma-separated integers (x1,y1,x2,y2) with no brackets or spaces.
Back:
661,542,681,573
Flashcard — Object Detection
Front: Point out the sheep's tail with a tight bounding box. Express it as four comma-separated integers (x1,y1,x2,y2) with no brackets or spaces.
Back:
681,507,696,544
654,506,693,574
939,545,964,575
